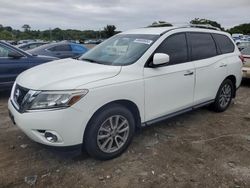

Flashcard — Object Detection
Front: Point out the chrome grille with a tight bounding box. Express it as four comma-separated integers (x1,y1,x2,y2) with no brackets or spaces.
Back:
13,84,29,109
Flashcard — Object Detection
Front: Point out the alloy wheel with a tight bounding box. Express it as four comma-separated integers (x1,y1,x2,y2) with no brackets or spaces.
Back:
97,115,130,153
219,83,232,109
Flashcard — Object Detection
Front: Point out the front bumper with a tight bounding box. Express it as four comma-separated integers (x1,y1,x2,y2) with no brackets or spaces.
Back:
242,67,250,78
8,99,88,147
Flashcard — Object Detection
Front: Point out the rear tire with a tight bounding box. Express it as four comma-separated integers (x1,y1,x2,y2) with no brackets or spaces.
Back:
211,79,234,112
84,104,135,160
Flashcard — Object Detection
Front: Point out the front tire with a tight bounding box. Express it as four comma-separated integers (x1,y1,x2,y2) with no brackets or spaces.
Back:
211,79,234,112
84,104,135,160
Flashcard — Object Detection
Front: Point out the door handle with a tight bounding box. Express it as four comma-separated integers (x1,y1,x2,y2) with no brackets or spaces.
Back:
219,64,227,67
184,71,194,76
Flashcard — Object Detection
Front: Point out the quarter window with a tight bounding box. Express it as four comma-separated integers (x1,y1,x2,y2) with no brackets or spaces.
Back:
188,33,217,61
155,33,188,64
212,34,235,54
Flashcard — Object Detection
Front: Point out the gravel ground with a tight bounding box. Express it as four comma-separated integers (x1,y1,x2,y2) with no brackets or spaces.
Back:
0,80,250,188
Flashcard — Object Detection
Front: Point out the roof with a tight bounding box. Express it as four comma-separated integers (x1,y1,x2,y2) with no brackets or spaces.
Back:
121,25,226,36
122,27,177,35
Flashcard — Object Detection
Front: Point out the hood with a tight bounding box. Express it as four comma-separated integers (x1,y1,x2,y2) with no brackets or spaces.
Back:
16,58,121,90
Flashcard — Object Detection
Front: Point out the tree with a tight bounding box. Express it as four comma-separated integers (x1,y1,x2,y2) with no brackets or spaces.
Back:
0,30,13,40
228,23,250,35
4,26,13,32
22,24,31,32
104,25,116,38
190,18,224,30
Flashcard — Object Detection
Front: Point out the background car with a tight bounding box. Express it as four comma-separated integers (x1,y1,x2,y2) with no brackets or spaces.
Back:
0,41,58,90
27,42,88,59
242,46,250,78
237,41,250,51
16,42,47,51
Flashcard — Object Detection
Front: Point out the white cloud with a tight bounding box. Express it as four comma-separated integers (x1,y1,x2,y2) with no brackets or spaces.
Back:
0,0,249,31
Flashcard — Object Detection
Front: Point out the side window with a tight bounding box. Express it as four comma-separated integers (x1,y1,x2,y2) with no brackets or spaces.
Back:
212,34,235,54
188,33,217,61
22,46,29,50
29,44,38,49
0,45,13,57
48,44,71,52
155,33,188,64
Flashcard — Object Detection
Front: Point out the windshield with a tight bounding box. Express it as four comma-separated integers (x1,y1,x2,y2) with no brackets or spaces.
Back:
238,42,250,48
242,46,250,55
79,34,159,66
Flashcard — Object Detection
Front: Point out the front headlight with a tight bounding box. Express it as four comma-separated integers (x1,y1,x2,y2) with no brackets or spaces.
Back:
27,90,88,110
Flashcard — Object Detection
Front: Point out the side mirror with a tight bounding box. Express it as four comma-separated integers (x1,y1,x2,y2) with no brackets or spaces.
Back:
8,51,24,59
152,53,170,66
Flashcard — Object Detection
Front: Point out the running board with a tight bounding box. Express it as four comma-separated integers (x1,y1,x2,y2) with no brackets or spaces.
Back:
142,100,214,127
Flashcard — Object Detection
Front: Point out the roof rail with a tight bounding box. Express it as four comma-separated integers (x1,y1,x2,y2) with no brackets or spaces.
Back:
147,21,173,28
159,24,222,36
184,24,221,31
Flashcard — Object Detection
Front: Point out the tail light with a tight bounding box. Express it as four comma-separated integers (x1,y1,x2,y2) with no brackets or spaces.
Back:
239,54,245,64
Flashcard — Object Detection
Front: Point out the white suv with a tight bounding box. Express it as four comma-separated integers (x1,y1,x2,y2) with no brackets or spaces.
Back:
8,26,243,160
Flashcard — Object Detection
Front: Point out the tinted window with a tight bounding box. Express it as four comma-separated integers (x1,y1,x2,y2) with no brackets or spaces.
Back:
155,33,188,64
212,34,235,54
188,33,217,61
48,44,71,52
22,46,30,50
29,44,39,49
0,45,15,57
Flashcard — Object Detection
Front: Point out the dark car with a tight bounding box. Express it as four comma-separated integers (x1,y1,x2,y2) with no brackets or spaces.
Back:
16,42,47,51
27,42,88,59
0,41,58,90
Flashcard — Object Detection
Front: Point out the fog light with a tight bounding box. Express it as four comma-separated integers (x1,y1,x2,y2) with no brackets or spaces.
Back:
44,132,58,143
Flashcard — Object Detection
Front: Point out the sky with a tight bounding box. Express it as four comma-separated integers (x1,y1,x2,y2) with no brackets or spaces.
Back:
0,0,249,31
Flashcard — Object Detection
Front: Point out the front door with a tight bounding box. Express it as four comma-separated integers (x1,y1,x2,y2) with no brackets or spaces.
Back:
0,44,30,87
144,33,195,122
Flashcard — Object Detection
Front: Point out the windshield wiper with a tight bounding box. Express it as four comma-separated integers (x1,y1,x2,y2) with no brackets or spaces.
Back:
81,58,98,63
81,58,107,65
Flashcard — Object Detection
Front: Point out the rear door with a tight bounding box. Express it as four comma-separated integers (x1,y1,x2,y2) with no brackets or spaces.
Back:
0,44,30,87
187,32,227,105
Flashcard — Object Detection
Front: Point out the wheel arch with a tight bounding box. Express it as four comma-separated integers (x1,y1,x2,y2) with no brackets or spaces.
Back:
83,99,142,143
225,75,237,98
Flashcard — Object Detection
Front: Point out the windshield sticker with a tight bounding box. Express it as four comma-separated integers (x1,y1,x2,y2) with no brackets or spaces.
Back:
133,39,153,45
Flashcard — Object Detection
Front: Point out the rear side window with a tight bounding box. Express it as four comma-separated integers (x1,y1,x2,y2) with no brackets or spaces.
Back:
48,44,71,52
155,33,188,64
188,33,217,61
212,34,235,54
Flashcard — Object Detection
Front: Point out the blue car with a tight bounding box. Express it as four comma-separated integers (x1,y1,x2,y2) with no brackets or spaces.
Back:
0,41,58,90
28,42,88,59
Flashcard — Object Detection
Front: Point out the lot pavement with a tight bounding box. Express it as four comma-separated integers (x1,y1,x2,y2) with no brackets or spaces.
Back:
0,80,250,188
